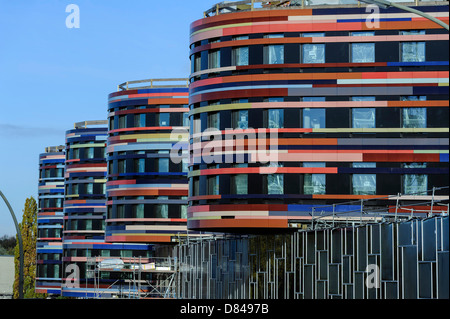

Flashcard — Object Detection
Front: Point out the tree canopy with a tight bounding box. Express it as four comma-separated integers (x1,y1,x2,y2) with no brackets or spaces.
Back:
13,196,46,299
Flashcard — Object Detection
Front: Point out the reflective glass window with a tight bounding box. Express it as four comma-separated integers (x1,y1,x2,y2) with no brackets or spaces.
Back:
302,44,325,63
352,108,375,128
264,45,284,64
303,108,325,128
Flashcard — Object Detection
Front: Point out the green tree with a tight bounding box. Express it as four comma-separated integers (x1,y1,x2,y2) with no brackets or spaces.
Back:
0,235,16,255
13,196,46,299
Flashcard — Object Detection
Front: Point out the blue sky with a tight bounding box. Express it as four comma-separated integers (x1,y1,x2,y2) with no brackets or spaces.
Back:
0,0,210,236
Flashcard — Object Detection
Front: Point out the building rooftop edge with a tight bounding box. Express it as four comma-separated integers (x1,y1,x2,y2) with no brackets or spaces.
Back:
73,120,108,129
116,78,189,91
202,0,449,18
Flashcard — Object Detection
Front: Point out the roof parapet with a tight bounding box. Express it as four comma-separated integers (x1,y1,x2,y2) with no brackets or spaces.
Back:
73,120,108,129
202,0,448,17
117,78,189,91
44,145,65,153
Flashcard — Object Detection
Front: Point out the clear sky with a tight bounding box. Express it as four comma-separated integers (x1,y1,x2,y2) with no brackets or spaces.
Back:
0,0,211,236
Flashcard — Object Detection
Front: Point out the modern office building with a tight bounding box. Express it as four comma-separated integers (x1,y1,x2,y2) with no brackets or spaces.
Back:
36,146,65,295
32,0,449,299
61,121,109,296
105,79,193,248
60,121,153,297
187,0,449,231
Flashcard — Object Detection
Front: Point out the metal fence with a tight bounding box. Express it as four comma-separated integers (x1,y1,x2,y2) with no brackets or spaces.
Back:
177,215,449,299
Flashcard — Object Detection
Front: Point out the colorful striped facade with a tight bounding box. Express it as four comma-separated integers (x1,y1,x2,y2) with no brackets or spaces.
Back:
105,80,192,244
61,121,109,296
36,146,65,295
60,121,154,298
187,2,449,231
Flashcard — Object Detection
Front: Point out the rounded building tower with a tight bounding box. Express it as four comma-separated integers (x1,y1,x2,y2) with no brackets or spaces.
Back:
36,145,65,295
61,121,154,298
61,121,108,296
106,78,192,246
187,1,449,231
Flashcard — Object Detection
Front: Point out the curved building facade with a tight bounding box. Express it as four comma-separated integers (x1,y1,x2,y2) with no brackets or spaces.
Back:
187,1,449,231
36,145,65,295
61,121,154,297
61,121,109,295
106,79,191,244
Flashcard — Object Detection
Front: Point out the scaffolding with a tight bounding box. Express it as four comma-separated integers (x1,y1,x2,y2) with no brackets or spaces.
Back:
86,256,178,299
307,186,449,230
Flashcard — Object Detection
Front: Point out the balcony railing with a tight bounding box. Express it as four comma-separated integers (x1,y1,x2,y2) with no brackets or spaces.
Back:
73,120,108,129
203,0,447,17
117,78,189,91
45,145,65,153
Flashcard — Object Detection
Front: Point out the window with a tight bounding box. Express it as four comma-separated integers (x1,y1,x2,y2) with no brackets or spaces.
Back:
193,177,200,196
232,110,248,129
264,45,284,64
192,115,201,134
302,32,325,38
353,96,375,102
264,33,284,38
133,204,144,219
183,113,189,127
303,108,325,128
403,108,426,128
191,53,201,73
72,184,79,195
121,250,133,258
232,98,248,104
302,44,325,63
86,183,93,195
267,174,284,195
400,30,425,62
134,158,145,173
352,108,375,128
85,219,92,230
403,163,428,195
268,109,284,128
400,30,425,35
119,115,126,129
181,205,187,219
116,205,124,218
134,114,146,128
155,202,169,218
352,163,376,195
232,46,249,66
118,159,126,174
207,175,219,195
233,35,249,41
402,42,425,62
72,148,80,160
158,113,170,126
208,112,220,129
86,147,94,159
303,162,326,195
208,49,221,69
231,174,248,195
157,158,169,173
352,43,375,62
182,157,189,173
351,32,375,63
